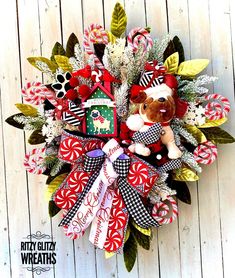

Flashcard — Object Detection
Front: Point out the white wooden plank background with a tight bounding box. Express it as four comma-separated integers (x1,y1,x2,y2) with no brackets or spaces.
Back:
0,0,235,277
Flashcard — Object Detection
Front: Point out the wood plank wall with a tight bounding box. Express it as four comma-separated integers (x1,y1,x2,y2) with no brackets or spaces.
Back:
0,0,234,277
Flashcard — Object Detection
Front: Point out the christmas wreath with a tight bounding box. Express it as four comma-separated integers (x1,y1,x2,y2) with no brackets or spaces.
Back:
6,2,235,272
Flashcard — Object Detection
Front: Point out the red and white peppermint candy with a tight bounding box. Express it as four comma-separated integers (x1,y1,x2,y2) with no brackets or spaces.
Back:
144,174,159,195
104,229,122,252
55,189,78,209
91,69,103,82
112,188,125,208
127,162,148,186
108,208,127,230
67,171,89,193
59,138,83,161
152,197,178,225
83,24,108,69
127,27,153,53
205,93,230,120
63,225,79,240
194,141,217,165
84,140,98,153
21,82,56,105
24,148,46,175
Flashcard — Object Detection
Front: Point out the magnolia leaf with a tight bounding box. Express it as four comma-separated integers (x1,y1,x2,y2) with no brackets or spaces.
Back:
54,55,73,72
94,44,106,63
173,168,199,182
28,129,46,145
163,40,176,61
198,117,227,128
48,200,61,217
131,221,151,236
124,226,130,243
123,233,137,272
27,57,58,73
200,127,235,144
164,52,179,74
111,2,127,37
15,103,38,117
184,125,207,143
172,36,185,64
5,113,25,129
66,33,79,57
51,42,66,62
145,27,151,33
108,32,117,43
45,173,68,201
170,180,191,204
131,224,150,250
177,59,209,77
105,251,115,259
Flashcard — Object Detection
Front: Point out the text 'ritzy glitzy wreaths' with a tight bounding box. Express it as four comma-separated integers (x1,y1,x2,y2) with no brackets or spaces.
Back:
6,2,235,272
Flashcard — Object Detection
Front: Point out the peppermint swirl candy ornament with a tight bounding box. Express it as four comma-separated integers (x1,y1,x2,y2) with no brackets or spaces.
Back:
127,162,148,186
194,141,217,165
22,82,56,105
104,229,122,252
59,138,83,162
152,197,178,225
204,93,230,120
67,171,89,193
108,208,126,230
55,189,78,209
127,27,153,53
24,148,46,175
83,24,109,69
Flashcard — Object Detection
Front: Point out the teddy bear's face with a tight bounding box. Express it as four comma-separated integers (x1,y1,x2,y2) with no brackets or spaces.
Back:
139,95,175,123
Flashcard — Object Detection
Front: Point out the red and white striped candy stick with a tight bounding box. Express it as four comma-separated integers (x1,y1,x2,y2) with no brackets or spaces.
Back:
194,141,217,165
127,27,153,53
152,196,178,225
23,148,46,175
205,93,230,120
83,24,109,69
22,82,56,105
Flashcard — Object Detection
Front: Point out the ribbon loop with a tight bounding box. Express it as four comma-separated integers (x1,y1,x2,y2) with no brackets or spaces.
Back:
84,149,105,172
113,154,131,177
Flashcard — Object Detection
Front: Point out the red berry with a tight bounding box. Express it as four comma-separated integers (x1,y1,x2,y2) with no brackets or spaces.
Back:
66,89,78,101
79,85,91,97
69,77,80,88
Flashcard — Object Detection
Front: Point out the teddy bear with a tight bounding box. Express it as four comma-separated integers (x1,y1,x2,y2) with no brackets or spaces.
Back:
126,74,184,159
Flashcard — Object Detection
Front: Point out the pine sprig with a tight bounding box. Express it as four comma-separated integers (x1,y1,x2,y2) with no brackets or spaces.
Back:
50,160,65,176
13,115,45,131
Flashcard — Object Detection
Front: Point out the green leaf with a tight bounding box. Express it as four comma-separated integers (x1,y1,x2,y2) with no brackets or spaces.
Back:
198,117,227,128
177,59,209,77
123,233,137,272
54,55,73,72
5,113,25,129
15,103,38,117
164,52,179,74
45,173,68,201
145,27,151,33
131,221,151,236
48,200,61,217
184,125,207,143
66,33,79,58
131,224,150,250
111,2,127,37
170,180,191,204
108,32,117,43
172,36,185,64
27,57,58,73
28,129,46,145
200,127,235,144
51,42,66,62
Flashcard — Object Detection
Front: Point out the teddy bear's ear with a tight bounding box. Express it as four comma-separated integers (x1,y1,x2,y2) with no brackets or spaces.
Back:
130,85,147,103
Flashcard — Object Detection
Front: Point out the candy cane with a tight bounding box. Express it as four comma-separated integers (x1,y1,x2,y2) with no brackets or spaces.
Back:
23,148,46,174
127,27,153,53
194,141,217,165
152,197,178,225
205,93,230,120
22,82,56,105
83,24,109,69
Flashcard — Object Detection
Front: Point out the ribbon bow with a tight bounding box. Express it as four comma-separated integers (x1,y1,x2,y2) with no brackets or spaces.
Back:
144,60,166,88
55,131,159,250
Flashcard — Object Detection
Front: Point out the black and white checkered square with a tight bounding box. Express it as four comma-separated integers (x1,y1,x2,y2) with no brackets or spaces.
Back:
59,170,100,226
83,153,105,172
133,123,162,145
158,159,182,173
113,157,130,177
118,178,159,228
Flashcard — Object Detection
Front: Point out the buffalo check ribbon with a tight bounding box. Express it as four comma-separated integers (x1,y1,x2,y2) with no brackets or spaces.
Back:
58,136,159,240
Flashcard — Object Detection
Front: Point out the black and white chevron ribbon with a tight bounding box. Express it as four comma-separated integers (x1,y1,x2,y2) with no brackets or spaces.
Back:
62,101,84,126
